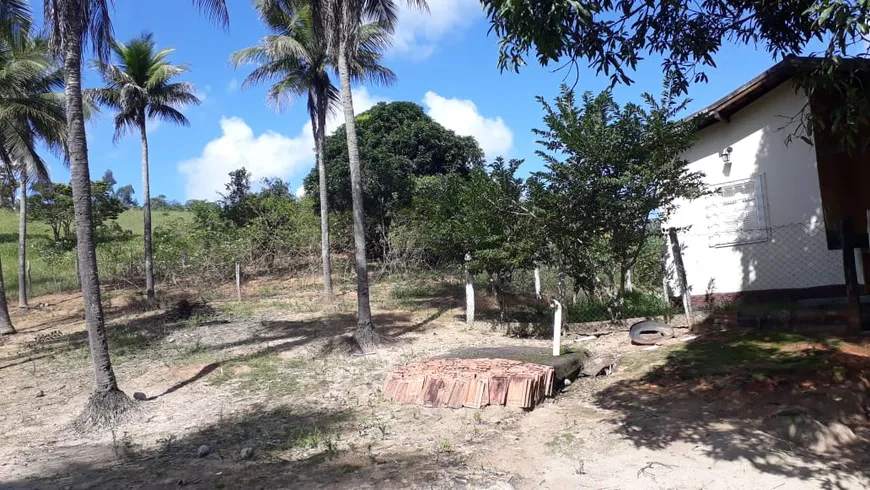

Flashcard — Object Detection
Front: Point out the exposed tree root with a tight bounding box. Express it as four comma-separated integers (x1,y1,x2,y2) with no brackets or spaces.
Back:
353,320,383,351
73,389,136,432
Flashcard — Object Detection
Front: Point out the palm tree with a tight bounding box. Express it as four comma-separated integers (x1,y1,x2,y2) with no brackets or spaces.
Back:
91,33,201,301
231,0,394,300
42,0,228,428
0,35,66,331
313,0,426,348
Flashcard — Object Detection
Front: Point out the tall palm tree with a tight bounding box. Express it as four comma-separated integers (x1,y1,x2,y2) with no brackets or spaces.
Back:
0,35,66,331
313,0,426,348
231,0,394,300
43,0,228,428
91,32,201,301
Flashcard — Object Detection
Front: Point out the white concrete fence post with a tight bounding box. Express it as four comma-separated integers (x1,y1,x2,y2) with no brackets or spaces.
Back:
464,253,475,325
552,299,563,356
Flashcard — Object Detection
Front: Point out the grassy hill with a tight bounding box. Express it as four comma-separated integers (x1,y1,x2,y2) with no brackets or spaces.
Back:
0,208,192,301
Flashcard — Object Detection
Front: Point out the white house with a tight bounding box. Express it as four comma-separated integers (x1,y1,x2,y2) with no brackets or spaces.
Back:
665,57,869,307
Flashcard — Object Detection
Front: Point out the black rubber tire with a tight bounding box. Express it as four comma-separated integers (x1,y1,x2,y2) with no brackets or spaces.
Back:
629,321,675,345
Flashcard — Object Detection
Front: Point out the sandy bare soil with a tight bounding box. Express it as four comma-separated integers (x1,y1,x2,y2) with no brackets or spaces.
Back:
0,277,868,489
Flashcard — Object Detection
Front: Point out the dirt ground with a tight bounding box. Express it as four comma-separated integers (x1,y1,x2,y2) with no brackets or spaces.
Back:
0,276,868,489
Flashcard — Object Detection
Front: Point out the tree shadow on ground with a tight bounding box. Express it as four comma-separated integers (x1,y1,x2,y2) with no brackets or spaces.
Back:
3,405,514,489
0,292,445,376
593,329,870,489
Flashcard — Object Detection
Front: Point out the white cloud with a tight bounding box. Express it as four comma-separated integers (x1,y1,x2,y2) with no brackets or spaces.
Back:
295,186,306,198
226,78,239,93
178,117,314,201
422,91,513,157
178,87,388,201
392,0,482,60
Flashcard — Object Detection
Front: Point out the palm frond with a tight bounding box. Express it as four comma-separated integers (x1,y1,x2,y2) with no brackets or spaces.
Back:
147,104,190,127
112,111,138,144
191,0,229,29
93,32,199,143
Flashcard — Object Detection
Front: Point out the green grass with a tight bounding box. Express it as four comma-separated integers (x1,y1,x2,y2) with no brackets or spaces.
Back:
656,331,836,379
208,353,303,395
566,290,675,323
0,208,192,300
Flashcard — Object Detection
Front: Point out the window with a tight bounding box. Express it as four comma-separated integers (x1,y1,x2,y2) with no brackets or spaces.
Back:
706,174,769,247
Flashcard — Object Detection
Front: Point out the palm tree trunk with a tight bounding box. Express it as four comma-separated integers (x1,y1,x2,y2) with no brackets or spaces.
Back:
62,31,130,427
18,172,26,308
139,115,154,300
337,43,378,347
314,104,333,298
0,255,15,335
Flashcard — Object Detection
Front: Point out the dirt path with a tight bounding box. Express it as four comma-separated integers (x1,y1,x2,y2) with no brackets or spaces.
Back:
0,282,867,489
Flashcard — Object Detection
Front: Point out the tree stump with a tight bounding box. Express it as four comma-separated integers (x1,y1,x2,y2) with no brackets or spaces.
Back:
383,358,554,409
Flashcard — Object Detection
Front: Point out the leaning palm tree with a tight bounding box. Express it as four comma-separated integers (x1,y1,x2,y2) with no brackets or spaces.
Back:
231,0,394,300
91,32,201,301
0,35,66,331
43,0,227,428
312,0,427,348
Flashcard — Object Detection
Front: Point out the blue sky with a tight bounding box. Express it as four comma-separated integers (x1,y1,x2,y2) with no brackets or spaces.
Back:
33,0,792,203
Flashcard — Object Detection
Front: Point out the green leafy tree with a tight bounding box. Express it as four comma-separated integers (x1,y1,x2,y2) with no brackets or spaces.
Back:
43,0,227,428
481,0,870,147
100,168,115,190
91,32,201,301
28,180,127,247
115,184,136,207
232,0,395,298
530,83,705,317
414,158,537,320
303,101,483,256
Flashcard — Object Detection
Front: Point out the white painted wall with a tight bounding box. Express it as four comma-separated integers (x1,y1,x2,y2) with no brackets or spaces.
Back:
666,82,854,299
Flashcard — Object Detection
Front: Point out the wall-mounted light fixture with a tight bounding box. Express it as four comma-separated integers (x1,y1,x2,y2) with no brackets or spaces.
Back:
719,146,733,176
719,146,733,164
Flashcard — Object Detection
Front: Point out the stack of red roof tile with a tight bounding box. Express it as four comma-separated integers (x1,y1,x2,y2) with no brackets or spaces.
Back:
383,358,554,409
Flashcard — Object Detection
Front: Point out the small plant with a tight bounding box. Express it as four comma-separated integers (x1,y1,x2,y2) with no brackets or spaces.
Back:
438,439,453,453
545,432,577,454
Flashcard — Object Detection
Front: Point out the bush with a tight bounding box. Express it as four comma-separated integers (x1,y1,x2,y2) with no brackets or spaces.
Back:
566,291,671,323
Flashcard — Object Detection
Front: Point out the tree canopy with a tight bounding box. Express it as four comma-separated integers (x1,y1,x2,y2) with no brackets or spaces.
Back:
481,0,870,145
303,101,484,247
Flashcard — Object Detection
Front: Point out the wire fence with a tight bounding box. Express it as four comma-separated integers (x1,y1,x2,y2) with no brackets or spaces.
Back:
10,219,856,329
666,221,851,312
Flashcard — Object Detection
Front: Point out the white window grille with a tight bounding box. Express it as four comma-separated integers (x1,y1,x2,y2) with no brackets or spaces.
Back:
706,174,769,247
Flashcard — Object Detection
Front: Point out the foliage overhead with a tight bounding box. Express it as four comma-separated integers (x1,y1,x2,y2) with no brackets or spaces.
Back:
480,0,870,146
